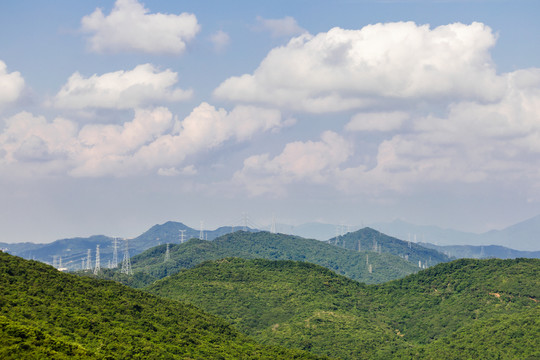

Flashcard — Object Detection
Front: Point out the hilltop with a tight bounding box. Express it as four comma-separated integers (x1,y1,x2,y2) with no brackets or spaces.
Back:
327,227,452,267
148,257,540,359
99,231,420,287
0,221,257,270
0,252,320,359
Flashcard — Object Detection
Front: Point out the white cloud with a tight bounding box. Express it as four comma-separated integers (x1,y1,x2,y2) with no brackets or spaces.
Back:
81,0,200,54
0,103,286,177
53,64,192,109
158,165,197,177
210,30,231,52
234,131,352,195
231,67,540,199
215,22,504,112
336,68,540,194
0,61,25,109
133,103,286,172
255,16,307,38
346,111,408,132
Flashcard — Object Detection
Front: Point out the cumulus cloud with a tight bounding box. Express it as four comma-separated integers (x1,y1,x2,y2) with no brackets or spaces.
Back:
53,64,192,109
81,0,200,54
215,22,504,112
0,61,25,109
255,16,307,38
234,131,352,195
132,103,286,172
346,111,408,132
210,30,231,52
232,67,540,198
0,103,286,177
337,68,540,194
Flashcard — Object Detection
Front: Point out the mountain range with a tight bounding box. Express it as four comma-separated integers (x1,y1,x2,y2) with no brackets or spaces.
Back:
1,214,539,271
96,230,420,287
0,221,257,270
290,215,540,251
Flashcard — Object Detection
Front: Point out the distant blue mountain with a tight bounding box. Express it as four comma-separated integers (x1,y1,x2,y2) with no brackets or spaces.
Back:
370,215,540,251
419,243,540,259
1,221,257,270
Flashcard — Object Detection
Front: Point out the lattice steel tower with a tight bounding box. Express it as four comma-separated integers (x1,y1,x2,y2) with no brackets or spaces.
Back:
94,245,101,275
112,237,119,268
121,238,133,275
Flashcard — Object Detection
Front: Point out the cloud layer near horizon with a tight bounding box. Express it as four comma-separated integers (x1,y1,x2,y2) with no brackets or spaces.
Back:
0,103,286,177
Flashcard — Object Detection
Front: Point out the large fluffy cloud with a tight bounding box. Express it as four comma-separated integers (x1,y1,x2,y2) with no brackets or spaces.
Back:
0,103,286,177
234,68,540,198
0,61,25,109
81,0,200,54
53,64,192,109
234,131,352,195
215,22,505,112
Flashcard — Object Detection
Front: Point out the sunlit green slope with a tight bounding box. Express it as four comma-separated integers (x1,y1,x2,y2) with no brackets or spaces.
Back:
147,257,539,360
0,252,321,359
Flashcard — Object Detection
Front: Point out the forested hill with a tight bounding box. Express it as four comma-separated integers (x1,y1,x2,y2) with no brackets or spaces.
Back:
327,227,452,266
0,252,320,359
147,257,540,360
101,231,419,287
147,258,409,359
1,221,258,270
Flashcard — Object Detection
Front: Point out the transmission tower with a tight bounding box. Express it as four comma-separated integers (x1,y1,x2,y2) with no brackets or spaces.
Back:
270,214,276,234
242,213,248,231
59,256,62,269
121,238,133,275
179,229,186,243
112,237,118,268
199,221,204,240
52,255,58,268
86,249,92,271
164,243,170,262
94,245,101,275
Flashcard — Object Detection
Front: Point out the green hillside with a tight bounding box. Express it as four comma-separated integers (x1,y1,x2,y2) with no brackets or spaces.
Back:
147,257,539,360
147,258,408,359
102,231,419,288
0,252,320,359
378,258,540,344
328,227,452,267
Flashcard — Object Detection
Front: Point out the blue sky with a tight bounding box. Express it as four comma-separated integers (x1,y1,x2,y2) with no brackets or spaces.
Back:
1,0,540,243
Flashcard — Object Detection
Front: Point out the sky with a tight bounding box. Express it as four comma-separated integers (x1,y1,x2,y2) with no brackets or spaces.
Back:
1,0,540,243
